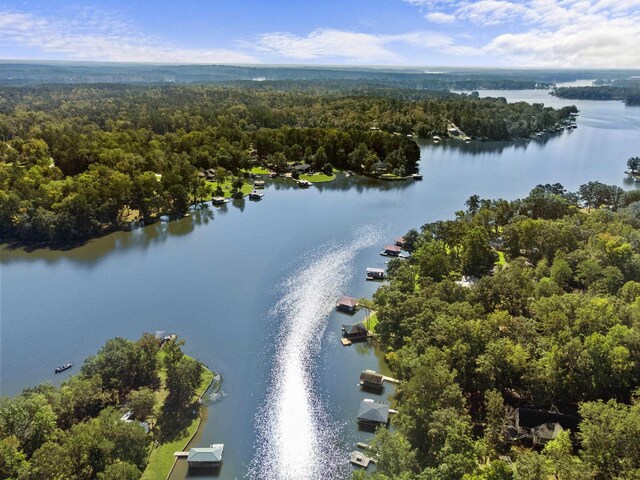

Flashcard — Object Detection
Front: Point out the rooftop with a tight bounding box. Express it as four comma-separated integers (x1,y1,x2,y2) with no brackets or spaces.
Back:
187,445,224,463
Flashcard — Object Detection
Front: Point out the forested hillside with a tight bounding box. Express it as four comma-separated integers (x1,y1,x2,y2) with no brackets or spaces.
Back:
358,182,640,479
0,84,575,245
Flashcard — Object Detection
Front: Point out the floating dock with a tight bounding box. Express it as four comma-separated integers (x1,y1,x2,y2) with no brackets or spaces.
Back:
349,451,374,468
341,338,352,346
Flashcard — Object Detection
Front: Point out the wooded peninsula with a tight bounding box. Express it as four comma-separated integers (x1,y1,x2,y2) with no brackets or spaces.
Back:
0,84,576,246
357,182,640,479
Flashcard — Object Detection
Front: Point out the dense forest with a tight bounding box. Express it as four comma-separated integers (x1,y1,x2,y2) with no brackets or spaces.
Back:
0,84,575,245
553,80,640,105
0,335,206,480
357,180,640,479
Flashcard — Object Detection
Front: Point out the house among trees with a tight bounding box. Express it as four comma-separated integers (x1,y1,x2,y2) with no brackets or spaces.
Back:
336,296,359,313
506,408,578,446
357,398,389,427
394,237,405,248
342,323,368,342
187,445,224,470
291,164,311,175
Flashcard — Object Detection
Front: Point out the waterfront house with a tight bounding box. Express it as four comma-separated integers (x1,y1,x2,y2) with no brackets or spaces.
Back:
394,237,405,248
336,296,359,313
342,323,368,342
366,268,385,280
292,164,311,175
359,370,384,392
506,408,578,446
187,445,224,470
381,245,401,256
357,399,389,426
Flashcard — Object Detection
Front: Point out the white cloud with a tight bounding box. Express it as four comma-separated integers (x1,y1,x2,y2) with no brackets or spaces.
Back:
403,0,640,67
0,9,257,64
252,28,478,63
253,29,400,62
424,12,457,23
457,1,529,25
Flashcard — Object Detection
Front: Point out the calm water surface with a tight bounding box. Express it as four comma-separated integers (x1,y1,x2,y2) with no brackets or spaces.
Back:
1,90,640,479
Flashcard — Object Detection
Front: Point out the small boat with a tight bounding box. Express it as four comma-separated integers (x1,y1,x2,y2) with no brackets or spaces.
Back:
254,180,265,189
297,179,312,187
269,172,277,178
55,363,73,374
433,136,442,142
212,196,229,205
249,191,264,200
411,173,423,180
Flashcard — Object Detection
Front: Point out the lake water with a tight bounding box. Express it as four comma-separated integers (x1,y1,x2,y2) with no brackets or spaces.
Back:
1,89,640,479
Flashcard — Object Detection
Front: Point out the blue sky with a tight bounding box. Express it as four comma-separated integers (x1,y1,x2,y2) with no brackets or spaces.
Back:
1,0,639,67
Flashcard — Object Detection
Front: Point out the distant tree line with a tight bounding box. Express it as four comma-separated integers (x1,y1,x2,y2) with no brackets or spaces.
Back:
356,181,640,479
0,84,574,245
553,80,640,105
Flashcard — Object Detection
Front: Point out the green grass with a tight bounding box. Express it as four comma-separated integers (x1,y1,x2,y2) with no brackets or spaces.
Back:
300,173,336,183
209,179,253,198
141,356,215,480
366,312,378,332
250,166,271,175
496,251,506,266
378,173,407,181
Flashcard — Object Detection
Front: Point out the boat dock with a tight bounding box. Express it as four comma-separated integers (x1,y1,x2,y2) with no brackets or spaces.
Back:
382,375,401,384
349,450,376,468
174,451,189,458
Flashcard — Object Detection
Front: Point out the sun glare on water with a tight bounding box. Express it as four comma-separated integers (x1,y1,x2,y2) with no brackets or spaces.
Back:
250,227,381,479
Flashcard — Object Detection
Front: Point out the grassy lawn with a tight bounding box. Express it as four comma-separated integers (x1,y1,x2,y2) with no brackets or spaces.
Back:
496,251,506,266
366,311,378,332
378,173,407,181
208,179,253,198
300,173,336,183
141,355,215,480
250,166,271,175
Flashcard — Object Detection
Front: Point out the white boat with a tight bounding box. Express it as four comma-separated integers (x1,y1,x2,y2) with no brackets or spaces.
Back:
212,196,229,205
249,191,264,200
297,179,312,187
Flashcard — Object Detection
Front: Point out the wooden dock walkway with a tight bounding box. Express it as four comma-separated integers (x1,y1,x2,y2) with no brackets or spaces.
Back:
174,452,189,458
350,451,375,468
382,375,401,384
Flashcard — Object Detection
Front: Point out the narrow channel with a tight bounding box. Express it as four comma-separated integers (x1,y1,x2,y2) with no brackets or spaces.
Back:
250,228,381,480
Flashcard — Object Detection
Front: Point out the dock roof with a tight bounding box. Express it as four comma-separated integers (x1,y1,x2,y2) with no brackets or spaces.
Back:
366,268,385,273
337,296,358,308
384,244,401,252
357,399,389,424
360,370,384,385
342,323,367,336
187,445,224,463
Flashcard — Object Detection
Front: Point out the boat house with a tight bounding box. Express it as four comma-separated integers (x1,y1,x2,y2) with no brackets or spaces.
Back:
359,370,384,392
357,399,389,427
507,408,578,446
254,180,265,188
381,245,401,257
187,445,224,470
366,268,385,280
342,323,368,342
394,237,405,248
336,296,359,313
